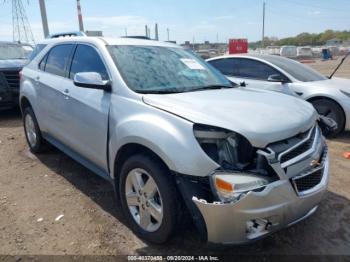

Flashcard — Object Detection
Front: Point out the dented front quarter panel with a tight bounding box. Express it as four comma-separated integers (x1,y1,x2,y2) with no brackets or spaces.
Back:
193,156,329,244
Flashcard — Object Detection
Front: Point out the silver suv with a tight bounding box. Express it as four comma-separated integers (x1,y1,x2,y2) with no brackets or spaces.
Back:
20,36,329,244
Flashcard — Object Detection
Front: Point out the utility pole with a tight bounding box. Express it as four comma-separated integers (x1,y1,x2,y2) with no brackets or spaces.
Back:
76,0,84,32
145,25,148,37
38,0,49,38
262,0,266,48
154,23,159,41
125,28,128,36
166,28,170,41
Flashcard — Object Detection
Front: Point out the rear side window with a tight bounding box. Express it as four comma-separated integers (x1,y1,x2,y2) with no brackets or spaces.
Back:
208,58,239,76
236,58,281,80
69,45,109,80
45,44,74,77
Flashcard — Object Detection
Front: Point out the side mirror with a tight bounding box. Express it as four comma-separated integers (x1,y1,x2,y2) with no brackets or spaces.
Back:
267,74,289,83
73,72,111,91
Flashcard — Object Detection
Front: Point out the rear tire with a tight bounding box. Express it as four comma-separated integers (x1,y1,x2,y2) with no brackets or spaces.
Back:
311,99,345,136
119,154,180,244
23,107,48,153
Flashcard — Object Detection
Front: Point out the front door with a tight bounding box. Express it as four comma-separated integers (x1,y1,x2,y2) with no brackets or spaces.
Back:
60,44,111,172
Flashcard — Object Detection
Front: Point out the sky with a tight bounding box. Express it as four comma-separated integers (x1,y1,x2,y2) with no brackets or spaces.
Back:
0,0,349,44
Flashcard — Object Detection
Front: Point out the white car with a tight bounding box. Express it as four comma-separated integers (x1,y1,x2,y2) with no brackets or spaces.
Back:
207,54,350,135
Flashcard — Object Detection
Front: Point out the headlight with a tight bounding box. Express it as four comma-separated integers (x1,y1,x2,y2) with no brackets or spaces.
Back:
193,124,254,169
194,124,269,203
212,172,269,203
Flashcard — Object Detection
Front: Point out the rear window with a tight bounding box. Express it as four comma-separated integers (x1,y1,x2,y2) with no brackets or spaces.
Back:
262,55,327,82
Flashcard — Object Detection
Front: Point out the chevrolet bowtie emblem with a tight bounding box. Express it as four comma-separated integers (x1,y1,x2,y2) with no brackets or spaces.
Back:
310,159,321,167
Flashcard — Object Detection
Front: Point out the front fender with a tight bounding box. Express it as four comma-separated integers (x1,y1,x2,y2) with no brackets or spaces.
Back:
108,104,219,179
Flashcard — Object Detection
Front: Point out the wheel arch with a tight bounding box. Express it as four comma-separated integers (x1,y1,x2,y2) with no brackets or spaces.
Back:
20,96,32,113
113,143,172,193
307,95,346,131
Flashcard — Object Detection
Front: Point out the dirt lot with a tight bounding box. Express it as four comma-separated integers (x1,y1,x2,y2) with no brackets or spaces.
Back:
0,58,349,257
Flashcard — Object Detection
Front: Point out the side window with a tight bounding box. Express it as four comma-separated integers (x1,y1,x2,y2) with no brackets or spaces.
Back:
208,58,239,76
45,44,74,77
236,59,281,80
69,45,109,80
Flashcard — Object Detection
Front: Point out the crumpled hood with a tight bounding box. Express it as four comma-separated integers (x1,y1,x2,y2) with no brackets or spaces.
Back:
0,59,28,69
143,89,318,148
299,77,350,92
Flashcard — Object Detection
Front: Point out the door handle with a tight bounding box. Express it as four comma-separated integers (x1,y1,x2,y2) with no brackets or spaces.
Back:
34,76,40,85
62,89,70,99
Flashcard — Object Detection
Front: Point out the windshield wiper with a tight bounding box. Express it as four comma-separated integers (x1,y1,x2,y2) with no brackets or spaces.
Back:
190,84,235,92
136,89,185,94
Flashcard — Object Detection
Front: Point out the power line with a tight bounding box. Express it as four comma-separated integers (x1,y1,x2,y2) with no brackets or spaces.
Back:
11,0,35,44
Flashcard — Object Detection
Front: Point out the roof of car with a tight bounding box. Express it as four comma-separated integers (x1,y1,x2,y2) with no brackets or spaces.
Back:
37,36,181,48
207,53,293,64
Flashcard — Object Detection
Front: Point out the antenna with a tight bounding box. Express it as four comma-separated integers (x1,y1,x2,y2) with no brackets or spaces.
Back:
3,0,35,44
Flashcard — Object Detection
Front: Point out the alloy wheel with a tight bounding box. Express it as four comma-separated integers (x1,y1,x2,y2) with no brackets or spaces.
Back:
125,168,163,232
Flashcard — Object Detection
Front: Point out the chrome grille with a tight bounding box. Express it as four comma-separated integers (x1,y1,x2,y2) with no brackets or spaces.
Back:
279,127,316,164
267,125,319,168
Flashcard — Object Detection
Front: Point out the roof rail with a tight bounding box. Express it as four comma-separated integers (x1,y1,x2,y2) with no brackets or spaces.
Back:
121,36,151,40
49,31,87,39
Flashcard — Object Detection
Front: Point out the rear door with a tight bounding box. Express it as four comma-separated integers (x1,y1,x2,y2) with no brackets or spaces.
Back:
59,44,111,172
34,44,75,140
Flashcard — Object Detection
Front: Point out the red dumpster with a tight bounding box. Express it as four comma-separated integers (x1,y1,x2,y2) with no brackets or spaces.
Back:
229,39,248,54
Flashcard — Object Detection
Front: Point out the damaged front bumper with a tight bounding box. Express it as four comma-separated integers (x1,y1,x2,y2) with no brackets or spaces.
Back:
192,148,329,244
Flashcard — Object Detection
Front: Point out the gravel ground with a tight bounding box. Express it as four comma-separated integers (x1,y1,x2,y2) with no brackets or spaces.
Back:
0,59,349,257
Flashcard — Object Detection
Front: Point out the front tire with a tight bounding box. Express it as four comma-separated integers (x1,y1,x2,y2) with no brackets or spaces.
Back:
119,154,180,244
311,99,345,136
23,107,48,153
